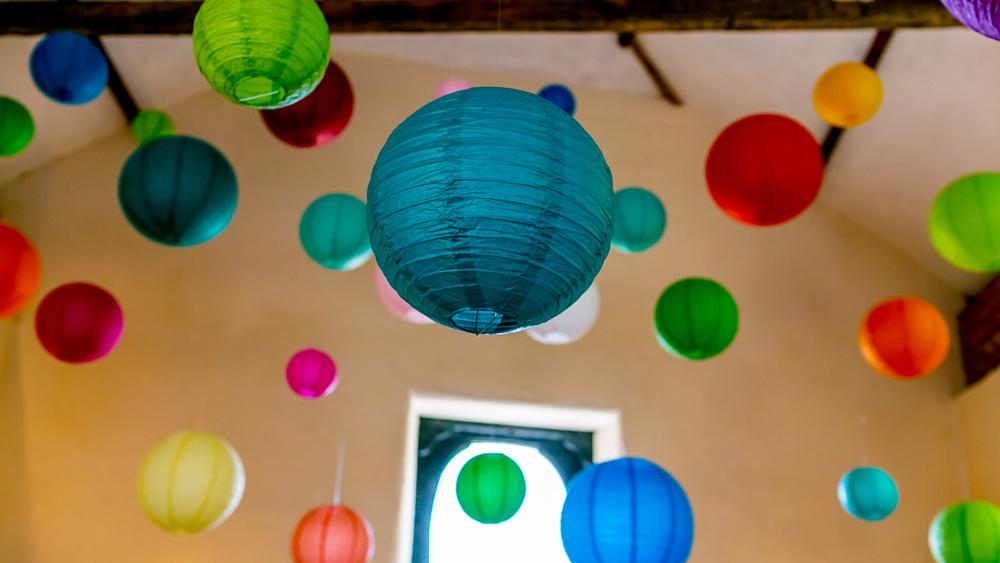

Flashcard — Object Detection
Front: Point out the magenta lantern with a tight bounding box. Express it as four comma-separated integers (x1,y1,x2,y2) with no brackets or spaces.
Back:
35,282,123,363
261,61,354,148
286,348,338,399
374,267,433,325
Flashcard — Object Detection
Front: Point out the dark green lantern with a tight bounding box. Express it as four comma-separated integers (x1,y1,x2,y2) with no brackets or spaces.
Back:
456,453,526,524
654,277,739,360
0,97,34,157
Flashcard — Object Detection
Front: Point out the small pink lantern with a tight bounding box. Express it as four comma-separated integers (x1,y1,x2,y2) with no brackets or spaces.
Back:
286,348,338,399
435,78,470,99
374,267,432,325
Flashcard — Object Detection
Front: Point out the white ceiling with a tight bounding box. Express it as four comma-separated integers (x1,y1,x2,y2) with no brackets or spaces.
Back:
0,28,996,291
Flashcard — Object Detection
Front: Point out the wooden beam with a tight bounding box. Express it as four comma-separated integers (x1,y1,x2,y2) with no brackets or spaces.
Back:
618,32,683,107
0,0,957,35
960,276,1000,387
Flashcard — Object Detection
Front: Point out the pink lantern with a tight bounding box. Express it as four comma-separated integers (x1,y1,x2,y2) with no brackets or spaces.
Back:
35,282,123,363
435,78,470,99
374,267,432,325
286,348,338,399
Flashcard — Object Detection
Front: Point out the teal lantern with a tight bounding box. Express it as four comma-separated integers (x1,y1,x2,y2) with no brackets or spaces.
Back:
456,453,526,524
368,87,613,335
131,109,176,146
612,187,666,253
930,501,1000,563
654,277,739,360
192,0,330,109
837,467,898,522
299,194,371,271
0,97,34,157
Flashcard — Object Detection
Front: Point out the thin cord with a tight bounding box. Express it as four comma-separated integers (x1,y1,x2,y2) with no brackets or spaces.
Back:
858,415,870,466
949,403,972,500
333,442,346,505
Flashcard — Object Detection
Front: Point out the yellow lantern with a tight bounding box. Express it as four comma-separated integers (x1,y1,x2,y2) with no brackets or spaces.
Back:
813,62,883,128
136,431,245,534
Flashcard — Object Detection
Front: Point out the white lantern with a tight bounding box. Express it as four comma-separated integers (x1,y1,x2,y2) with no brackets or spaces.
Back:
527,284,600,345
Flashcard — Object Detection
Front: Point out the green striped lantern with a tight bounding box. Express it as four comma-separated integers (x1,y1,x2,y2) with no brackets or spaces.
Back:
456,453,526,524
929,173,1000,273
131,109,176,146
654,277,739,360
930,501,1000,563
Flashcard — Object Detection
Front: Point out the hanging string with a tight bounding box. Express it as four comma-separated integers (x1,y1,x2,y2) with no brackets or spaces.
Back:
848,366,872,467
948,403,972,501
857,414,870,466
333,442,347,506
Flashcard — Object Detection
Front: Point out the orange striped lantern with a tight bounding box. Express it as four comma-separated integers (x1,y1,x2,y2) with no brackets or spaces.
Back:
292,504,374,563
0,223,40,318
859,297,950,379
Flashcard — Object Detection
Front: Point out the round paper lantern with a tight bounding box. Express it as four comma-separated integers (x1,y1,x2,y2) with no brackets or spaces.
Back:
436,78,470,98
929,173,1000,273
0,97,34,157
292,504,374,563
837,467,899,522
940,1,1000,42
262,61,354,148
813,62,883,128
538,83,576,115
527,283,600,345
131,109,176,146
30,31,108,105
0,224,40,318
561,457,694,563
368,87,613,335
456,453,526,524
35,282,123,364
137,431,245,534
193,0,330,109
119,135,238,247
859,297,950,379
930,501,1000,563
374,267,432,325
654,277,739,360
286,348,338,399
612,187,667,253
300,194,371,270
706,114,824,226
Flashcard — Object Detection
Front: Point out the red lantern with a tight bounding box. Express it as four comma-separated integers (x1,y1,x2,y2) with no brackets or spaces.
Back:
35,282,123,364
859,297,950,379
705,113,824,226
292,504,374,563
262,61,354,148
0,223,41,318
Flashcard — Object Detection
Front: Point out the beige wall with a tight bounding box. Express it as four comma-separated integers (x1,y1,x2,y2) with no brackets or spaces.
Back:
0,317,32,561
957,370,1000,502
0,52,968,562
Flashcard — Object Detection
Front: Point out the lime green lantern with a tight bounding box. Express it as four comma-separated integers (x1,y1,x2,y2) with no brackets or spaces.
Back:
930,501,1000,563
192,0,330,109
929,173,1000,273
654,277,739,360
456,453,526,524
131,109,176,145
0,96,34,157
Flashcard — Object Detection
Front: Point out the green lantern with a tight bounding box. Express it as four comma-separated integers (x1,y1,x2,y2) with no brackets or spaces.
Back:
299,193,371,271
0,97,34,157
612,186,666,253
930,501,1000,563
929,173,1000,273
654,277,738,360
130,109,175,145
192,0,330,109
456,453,526,524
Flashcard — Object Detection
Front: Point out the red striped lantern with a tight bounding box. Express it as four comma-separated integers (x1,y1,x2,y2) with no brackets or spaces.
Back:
292,504,374,563
262,61,354,148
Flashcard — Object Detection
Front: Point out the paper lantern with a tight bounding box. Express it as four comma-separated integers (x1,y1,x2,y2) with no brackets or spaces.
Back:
813,62,883,128
930,501,1000,563
654,277,739,360
131,109,176,146
35,282,123,364
706,114,824,226
193,0,330,109
612,187,667,253
456,453,526,524
929,173,1000,273
374,267,432,325
137,431,245,534
838,467,899,522
0,97,34,157
119,135,238,247
286,348,338,399
262,61,354,148
368,87,613,335
940,1,1000,41
527,283,600,345
292,504,374,563
561,457,694,563
0,224,40,318
30,31,108,105
538,83,576,115
436,78,470,98
300,194,371,270
859,297,949,379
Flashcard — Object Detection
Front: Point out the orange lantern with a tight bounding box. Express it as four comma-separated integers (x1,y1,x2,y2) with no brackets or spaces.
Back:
0,223,41,318
292,504,374,563
859,297,950,379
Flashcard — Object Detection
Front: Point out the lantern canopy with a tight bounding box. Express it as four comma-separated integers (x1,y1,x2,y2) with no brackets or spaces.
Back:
838,467,899,522
930,501,1000,563
561,457,694,563
859,297,949,379
456,453,526,524
193,0,330,109
612,187,667,253
813,62,883,128
286,348,338,399
300,194,371,271
30,31,109,105
527,283,600,345
137,431,245,534
0,223,41,318
538,83,576,115
0,97,34,157
706,113,824,226
35,282,123,364
262,61,354,148
131,109,176,146
654,277,739,360
119,135,238,247
374,267,432,325
940,1,1000,42
292,504,374,563
368,87,614,335
929,173,1000,273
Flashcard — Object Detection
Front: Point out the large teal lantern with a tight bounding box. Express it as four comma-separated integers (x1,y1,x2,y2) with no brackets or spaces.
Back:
367,87,613,335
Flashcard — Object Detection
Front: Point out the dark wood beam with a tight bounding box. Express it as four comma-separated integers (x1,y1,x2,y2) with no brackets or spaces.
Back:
0,0,957,35
88,35,140,123
960,276,1000,387
618,32,683,107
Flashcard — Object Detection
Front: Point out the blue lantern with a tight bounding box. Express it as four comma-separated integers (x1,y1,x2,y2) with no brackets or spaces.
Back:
30,32,109,105
837,466,899,522
538,83,576,115
118,136,238,247
561,457,694,563
367,87,613,335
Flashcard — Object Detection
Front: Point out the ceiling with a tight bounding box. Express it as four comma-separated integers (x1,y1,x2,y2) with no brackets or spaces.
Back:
0,28,996,292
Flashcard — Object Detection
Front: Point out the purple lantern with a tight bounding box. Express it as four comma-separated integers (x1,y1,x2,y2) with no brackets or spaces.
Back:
286,348,338,399
941,0,1000,41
